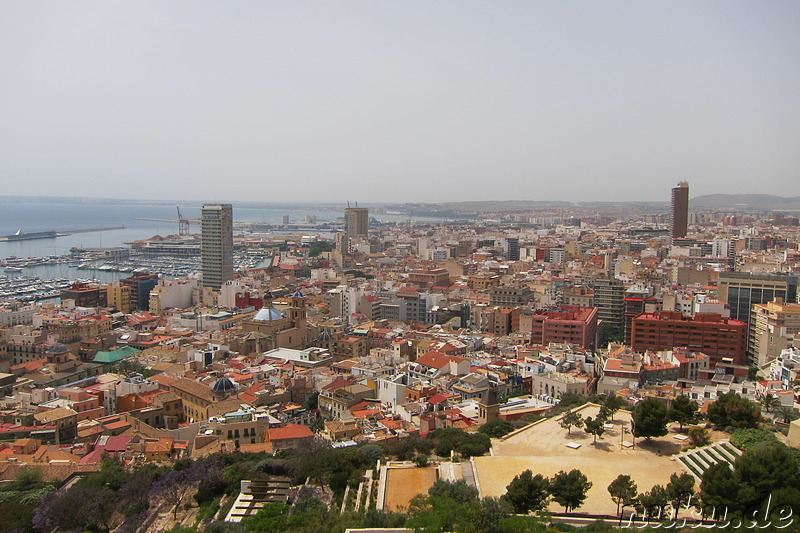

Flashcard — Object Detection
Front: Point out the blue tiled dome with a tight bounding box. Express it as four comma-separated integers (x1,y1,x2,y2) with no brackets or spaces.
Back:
254,307,284,321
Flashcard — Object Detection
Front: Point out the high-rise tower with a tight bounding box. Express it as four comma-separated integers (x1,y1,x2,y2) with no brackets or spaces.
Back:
670,181,689,240
201,203,233,290
344,205,369,240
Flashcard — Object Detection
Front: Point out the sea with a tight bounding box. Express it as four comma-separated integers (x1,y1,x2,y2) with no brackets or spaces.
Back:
0,199,439,284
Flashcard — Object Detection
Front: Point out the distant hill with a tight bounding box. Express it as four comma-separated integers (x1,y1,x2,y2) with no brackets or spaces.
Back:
690,194,800,211
2,194,799,214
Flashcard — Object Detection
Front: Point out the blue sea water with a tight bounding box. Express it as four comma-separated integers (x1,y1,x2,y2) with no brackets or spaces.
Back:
0,199,437,260
0,201,343,259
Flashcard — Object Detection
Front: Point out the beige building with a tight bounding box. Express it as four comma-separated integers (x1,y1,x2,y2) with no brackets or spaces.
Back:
206,408,278,449
344,206,369,240
319,383,373,419
531,372,592,399
106,283,133,314
787,419,800,449
751,299,800,367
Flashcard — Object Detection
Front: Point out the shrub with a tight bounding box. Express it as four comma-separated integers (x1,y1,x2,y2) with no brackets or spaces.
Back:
687,427,710,447
730,427,779,451
478,418,515,438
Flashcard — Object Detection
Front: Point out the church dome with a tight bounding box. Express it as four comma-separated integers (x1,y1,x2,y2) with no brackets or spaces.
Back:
254,307,284,321
211,377,237,394
46,343,69,355
292,288,304,299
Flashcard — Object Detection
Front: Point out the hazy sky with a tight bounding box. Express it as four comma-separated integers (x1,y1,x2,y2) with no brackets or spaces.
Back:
2,2,799,204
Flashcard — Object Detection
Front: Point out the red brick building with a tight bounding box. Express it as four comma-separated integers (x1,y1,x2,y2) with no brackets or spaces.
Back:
529,305,598,351
630,311,747,366
408,268,450,289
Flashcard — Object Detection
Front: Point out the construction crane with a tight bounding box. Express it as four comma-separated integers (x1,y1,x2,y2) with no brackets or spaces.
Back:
176,206,190,235
134,207,197,234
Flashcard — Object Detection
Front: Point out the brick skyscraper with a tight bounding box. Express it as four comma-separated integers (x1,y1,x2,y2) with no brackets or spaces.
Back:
671,181,689,240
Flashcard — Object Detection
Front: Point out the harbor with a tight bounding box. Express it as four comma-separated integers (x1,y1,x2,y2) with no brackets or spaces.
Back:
0,274,74,303
0,226,126,242
0,247,274,304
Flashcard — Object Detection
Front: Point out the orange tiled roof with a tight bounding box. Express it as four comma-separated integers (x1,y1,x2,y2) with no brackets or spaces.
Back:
268,423,313,441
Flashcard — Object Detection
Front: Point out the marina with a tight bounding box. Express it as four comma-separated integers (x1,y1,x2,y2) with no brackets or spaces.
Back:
0,249,274,304
0,275,74,303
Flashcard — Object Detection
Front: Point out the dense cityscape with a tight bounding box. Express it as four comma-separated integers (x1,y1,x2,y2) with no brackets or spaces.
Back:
0,184,798,532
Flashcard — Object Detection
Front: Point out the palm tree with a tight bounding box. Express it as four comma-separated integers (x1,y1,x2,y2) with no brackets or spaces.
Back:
757,392,780,413
778,406,797,424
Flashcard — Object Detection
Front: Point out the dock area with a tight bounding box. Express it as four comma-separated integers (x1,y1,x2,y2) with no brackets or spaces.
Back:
0,226,125,242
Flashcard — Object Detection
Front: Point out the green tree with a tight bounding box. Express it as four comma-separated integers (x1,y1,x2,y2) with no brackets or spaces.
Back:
584,416,605,443
307,241,334,257
287,437,337,484
665,472,695,519
362,508,408,529
13,466,43,488
358,443,384,465
120,467,159,516
35,482,119,532
603,395,627,422
669,395,698,431
557,393,587,409
205,522,246,533
241,502,290,532
479,417,515,438
596,405,612,424
778,405,797,424
150,468,198,519
428,479,479,503
734,442,799,499
607,474,638,517
632,398,669,441
414,454,429,467
457,432,491,457
699,462,740,519
409,494,468,532
687,427,710,447
560,410,584,437
503,469,551,514
636,484,668,519
756,391,781,413
600,323,624,345
302,391,319,411
549,469,592,513
467,496,513,533
706,392,761,429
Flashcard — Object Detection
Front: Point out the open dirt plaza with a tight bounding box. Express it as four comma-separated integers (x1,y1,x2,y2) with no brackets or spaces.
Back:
382,465,439,511
474,403,688,516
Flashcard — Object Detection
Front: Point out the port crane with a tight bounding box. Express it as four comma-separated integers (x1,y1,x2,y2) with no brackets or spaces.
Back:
176,207,190,235
134,206,198,235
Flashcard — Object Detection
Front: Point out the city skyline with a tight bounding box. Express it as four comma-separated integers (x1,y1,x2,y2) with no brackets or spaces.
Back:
2,2,799,203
